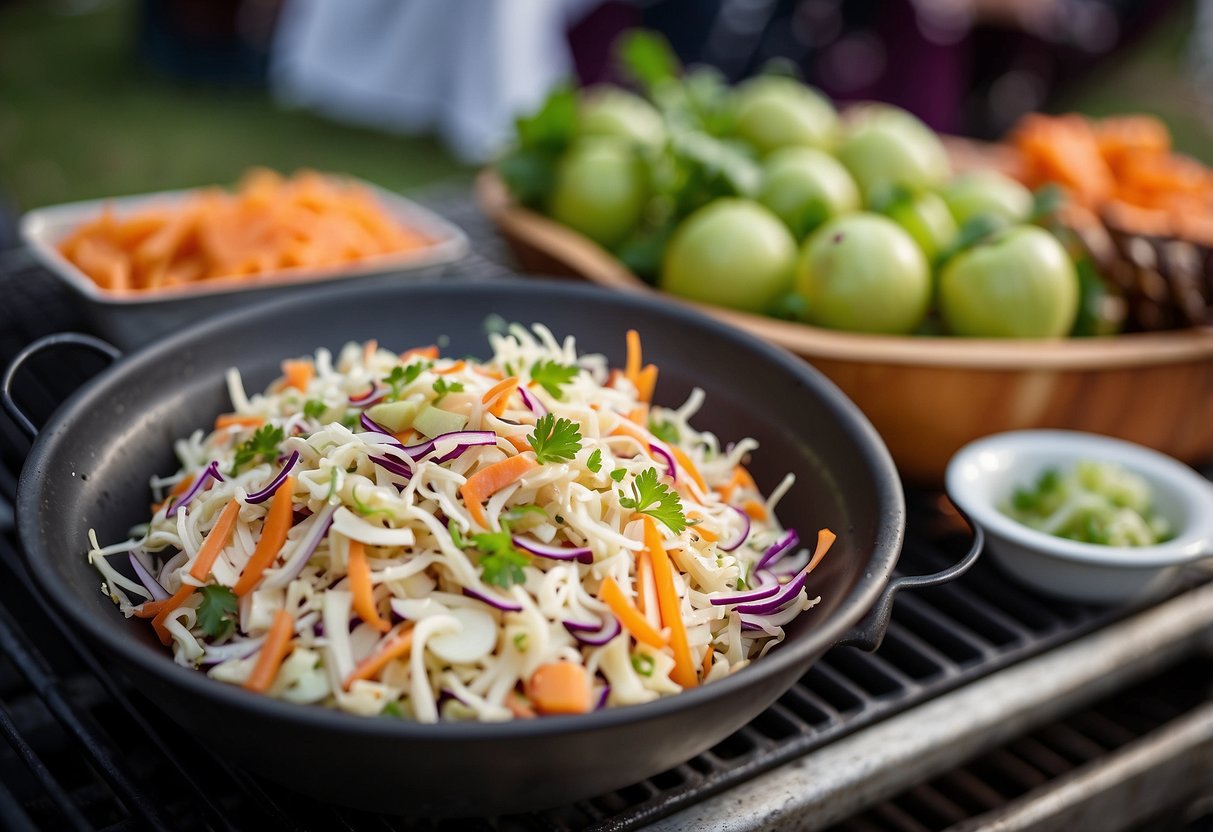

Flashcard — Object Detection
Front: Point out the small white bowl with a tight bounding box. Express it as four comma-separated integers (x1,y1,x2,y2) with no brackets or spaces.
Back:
946,430,1213,604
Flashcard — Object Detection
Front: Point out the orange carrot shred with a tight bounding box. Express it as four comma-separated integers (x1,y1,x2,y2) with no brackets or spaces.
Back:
670,446,707,494
599,576,666,648
348,540,390,633
152,472,195,512
244,608,295,694
400,345,438,361
634,364,658,403
281,359,314,392
149,584,196,645
741,498,768,521
460,454,537,529
232,476,295,596
214,414,264,431
481,376,520,418
625,329,642,385
806,528,837,574
701,644,715,679
188,499,242,582
645,518,698,689
433,360,466,375
344,625,414,690
528,661,592,715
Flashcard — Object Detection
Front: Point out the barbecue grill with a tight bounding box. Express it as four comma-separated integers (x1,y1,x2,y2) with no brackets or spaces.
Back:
0,191,1209,832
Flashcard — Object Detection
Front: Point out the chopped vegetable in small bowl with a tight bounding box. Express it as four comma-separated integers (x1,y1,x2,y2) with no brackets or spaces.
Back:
947,430,1213,604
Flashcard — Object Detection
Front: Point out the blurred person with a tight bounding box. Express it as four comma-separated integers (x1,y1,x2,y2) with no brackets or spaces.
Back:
270,0,598,162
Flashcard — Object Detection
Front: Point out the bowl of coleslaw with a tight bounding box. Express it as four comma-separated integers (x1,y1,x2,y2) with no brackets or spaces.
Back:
11,280,922,815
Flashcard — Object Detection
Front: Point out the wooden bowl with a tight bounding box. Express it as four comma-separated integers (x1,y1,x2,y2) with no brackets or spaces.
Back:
476,170,1213,484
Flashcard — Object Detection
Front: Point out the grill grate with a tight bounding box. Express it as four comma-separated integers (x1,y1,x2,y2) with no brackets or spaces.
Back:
0,192,1209,831
823,656,1213,832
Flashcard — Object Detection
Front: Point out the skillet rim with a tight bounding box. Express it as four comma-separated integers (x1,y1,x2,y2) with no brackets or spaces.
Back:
16,279,905,740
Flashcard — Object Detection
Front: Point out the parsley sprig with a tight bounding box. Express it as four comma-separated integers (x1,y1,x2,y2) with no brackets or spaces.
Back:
648,417,680,445
197,585,238,640
303,399,328,421
586,448,603,473
529,360,578,400
383,361,429,400
231,424,284,475
470,522,531,588
618,467,687,534
528,414,583,464
431,377,464,404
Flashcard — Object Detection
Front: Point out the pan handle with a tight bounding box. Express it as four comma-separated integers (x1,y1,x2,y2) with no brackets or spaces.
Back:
1,333,122,439
835,506,984,652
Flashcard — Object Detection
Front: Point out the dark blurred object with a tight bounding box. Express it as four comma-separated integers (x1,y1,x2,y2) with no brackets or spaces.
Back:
0,189,18,251
630,0,1179,138
137,0,281,86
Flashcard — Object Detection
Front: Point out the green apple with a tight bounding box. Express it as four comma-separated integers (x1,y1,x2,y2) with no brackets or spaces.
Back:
548,138,647,248
579,86,666,149
940,171,1033,227
733,76,839,155
939,225,1079,338
660,199,797,313
758,147,861,238
837,104,950,200
881,190,958,263
795,213,931,334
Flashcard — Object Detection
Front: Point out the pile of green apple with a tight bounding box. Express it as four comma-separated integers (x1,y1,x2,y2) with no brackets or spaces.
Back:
498,32,1088,338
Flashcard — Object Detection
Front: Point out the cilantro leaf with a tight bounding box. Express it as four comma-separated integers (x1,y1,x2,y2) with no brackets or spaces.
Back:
383,362,429,401
529,360,578,400
448,518,468,549
473,523,531,588
303,399,328,421
610,467,627,482
528,414,583,465
197,585,238,640
586,448,603,473
648,417,680,445
618,467,687,534
231,424,285,475
432,377,464,404
381,701,405,719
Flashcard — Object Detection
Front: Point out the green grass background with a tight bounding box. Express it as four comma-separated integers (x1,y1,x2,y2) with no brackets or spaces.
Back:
1,0,1210,211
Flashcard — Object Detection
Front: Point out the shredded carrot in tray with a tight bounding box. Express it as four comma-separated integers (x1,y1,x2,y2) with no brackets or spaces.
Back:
57,169,431,293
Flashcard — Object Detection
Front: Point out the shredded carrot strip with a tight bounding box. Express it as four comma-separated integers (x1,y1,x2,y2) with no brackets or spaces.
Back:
433,360,466,375
625,405,649,425
670,446,707,494
645,518,698,688
232,476,295,596
505,691,537,719
281,359,314,392
625,329,642,384
503,434,532,453
481,376,520,418
188,499,242,582
400,345,438,361
599,576,665,648
634,364,658,403
460,454,537,528
528,662,592,715
741,498,768,521
611,419,654,447
806,528,837,574
244,608,295,693
147,584,194,645
701,644,715,679
344,625,414,690
363,339,379,364
717,466,757,502
214,414,264,431
393,428,417,445
348,540,390,633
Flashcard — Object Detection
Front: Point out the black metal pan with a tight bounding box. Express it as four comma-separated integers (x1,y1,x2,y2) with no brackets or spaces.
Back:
3,280,979,816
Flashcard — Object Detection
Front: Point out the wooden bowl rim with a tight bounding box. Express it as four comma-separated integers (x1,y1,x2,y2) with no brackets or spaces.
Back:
476,169,1213,371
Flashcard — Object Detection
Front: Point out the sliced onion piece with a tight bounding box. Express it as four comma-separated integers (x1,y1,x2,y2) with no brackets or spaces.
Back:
349,384,384,407
261,503,336,589
708,582,779,606
517,385,546,417
649,444,677,483
718,505,752,553
735,567,810,615
595,684,611,710
198,635,266,665
246,450,300,504
369,454,414,481
756,528,799,571
562,615,621,646
165,460,223,519
415,431,498,464
512,535,592,564
740,601,804,631
561,618,601,633
461,587,522,612
128,551,168,601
